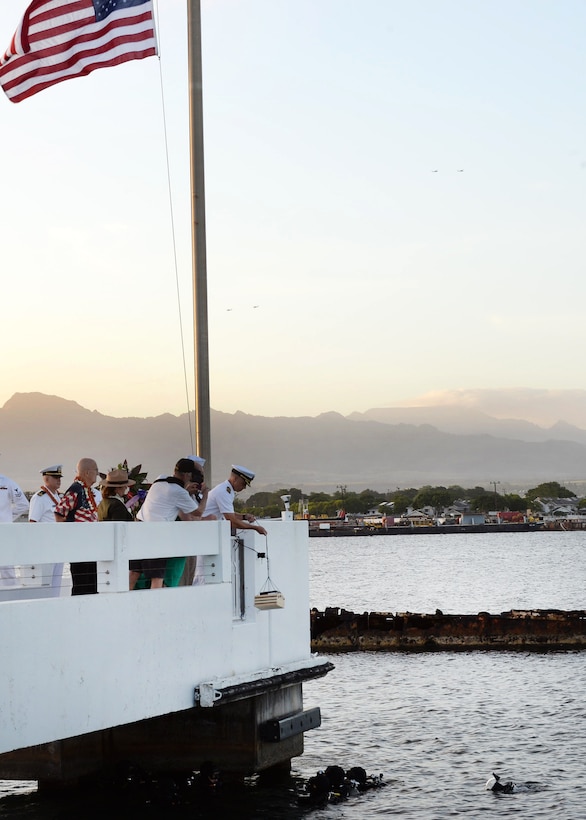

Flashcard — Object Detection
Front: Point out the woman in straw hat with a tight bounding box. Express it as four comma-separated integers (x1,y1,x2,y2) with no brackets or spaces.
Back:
98,469,138,588
97,468,135,523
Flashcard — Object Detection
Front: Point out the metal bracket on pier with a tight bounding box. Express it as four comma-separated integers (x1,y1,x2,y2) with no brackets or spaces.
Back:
194,683,223,708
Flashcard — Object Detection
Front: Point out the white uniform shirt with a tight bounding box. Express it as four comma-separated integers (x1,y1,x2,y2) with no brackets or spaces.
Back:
29,488,62,522
0,474,29,522
204,479,235,521
192,479,234,587
137,480,197,522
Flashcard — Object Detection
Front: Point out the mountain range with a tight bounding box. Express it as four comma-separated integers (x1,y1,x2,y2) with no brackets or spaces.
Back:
2,391,586,494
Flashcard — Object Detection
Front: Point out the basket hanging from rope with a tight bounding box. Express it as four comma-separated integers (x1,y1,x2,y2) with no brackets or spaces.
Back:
254,536,285,609
254,577,285,610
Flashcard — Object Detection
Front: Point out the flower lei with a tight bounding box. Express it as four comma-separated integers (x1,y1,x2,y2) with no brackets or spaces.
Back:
41,486,60,506
75,476,99,514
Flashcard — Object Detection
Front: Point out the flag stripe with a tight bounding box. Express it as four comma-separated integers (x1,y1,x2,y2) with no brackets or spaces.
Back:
2,16,156,83
5,45,157,102
0,0,157,103
1,32,157,100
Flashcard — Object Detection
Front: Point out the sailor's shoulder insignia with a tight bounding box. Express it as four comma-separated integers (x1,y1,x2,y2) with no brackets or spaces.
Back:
38,490,47,496
226,485,232,494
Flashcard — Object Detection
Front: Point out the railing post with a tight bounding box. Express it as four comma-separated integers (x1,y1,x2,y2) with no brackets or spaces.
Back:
97,523,128,594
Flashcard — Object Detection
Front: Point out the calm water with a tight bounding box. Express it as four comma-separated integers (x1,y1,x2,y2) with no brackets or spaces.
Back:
309,530,585,613
2,531,585,818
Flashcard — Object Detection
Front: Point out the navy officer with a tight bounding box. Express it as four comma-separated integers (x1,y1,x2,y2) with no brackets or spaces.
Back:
29,464,64,595
193,465,266,586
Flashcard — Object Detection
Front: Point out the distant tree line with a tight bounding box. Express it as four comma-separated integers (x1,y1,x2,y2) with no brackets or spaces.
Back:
235,481,580,518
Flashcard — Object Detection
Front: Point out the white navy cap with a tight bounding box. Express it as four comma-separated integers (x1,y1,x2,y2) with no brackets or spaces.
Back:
231,465,255,486
40,464,63,477
187,455,206,468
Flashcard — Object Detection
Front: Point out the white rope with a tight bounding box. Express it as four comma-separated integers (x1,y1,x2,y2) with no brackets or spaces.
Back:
153,0,194,453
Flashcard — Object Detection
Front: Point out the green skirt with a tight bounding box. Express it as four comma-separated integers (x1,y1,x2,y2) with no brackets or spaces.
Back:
134,557,186,589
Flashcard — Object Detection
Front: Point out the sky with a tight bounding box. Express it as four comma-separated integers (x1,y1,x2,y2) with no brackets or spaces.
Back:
1,0,586,419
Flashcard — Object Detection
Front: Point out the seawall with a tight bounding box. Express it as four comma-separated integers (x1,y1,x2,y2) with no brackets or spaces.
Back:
309,523,544,537
310,608,586,651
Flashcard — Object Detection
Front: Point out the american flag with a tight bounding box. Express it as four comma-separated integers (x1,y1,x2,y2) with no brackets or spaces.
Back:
0,0,158,104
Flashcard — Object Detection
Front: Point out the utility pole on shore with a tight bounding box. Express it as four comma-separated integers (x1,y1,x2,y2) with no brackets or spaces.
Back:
491,480,501,511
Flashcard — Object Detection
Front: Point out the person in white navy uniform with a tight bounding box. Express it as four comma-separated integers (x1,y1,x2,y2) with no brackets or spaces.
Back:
28,465,64,596
193,465,267,585
204,465,267,535
0,463,30,587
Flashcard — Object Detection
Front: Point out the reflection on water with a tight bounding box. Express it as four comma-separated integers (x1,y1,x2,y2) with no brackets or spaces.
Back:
2,532,585,818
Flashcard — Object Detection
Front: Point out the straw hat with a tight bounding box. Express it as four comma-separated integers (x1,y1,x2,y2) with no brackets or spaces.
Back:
101,469,135,488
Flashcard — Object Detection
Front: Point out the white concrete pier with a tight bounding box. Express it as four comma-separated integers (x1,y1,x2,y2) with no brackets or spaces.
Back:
0,519,331,781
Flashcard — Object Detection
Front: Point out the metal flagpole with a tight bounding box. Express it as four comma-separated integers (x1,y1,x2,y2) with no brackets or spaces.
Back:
187,0,212,479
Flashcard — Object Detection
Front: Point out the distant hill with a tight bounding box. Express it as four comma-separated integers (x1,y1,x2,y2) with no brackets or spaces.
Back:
348,405,586,445
3,392,586,493
372,388,586,429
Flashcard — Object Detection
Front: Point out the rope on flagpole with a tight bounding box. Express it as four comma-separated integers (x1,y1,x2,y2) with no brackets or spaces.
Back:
153,0,194,453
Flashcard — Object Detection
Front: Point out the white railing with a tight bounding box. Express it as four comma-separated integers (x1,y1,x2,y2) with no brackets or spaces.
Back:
0,519,229,598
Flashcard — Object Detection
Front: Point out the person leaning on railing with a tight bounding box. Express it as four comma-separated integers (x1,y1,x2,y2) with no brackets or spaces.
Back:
169,455,215,586
203,465,268,536
133,458,215,590
192,465,267,586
